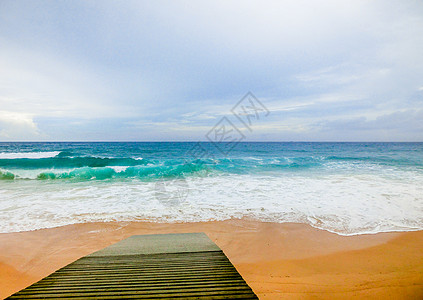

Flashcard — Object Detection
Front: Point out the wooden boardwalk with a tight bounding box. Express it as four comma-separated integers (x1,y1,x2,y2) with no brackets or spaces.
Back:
7,233,258,299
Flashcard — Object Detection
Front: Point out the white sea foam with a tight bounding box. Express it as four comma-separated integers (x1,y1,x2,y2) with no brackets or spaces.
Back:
1,172,422,235
0,151,60,159
110,166,130,173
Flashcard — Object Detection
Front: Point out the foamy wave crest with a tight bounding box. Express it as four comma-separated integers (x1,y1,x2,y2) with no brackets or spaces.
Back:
0,170,15,180
0,156,151,169
31,164,209,180
0,151,61,159
0,173,422,235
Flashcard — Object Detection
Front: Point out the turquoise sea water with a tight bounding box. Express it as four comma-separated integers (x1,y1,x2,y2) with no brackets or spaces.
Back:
1,142,422,235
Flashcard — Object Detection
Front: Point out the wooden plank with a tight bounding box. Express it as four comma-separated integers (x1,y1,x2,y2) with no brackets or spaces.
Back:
87,233,221,256
7,233,258,299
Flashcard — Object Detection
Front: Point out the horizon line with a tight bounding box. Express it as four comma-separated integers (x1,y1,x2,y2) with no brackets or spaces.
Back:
0,141,422,143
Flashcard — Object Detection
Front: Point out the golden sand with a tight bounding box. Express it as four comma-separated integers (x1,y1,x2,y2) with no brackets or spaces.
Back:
1,220,422,299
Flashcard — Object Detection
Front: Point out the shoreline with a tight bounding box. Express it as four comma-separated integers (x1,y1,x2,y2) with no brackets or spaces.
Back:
1,219,423,299
3,219,423,237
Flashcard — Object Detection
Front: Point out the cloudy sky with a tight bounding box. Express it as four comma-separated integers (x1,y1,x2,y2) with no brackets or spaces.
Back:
0,0,423,141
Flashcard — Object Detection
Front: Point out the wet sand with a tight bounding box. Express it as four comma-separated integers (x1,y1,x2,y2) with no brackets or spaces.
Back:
1,219,422,299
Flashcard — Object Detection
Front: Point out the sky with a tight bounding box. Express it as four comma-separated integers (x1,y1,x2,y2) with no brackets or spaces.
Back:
0,0,423,142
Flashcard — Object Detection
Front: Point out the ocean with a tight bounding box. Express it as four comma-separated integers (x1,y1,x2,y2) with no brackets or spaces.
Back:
0,142,422,235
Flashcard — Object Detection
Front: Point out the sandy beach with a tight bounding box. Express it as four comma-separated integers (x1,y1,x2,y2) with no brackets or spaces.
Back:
1,219,422,299
2,0,423,298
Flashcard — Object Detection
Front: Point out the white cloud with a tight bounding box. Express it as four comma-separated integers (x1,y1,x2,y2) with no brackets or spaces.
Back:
0,110,41,140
